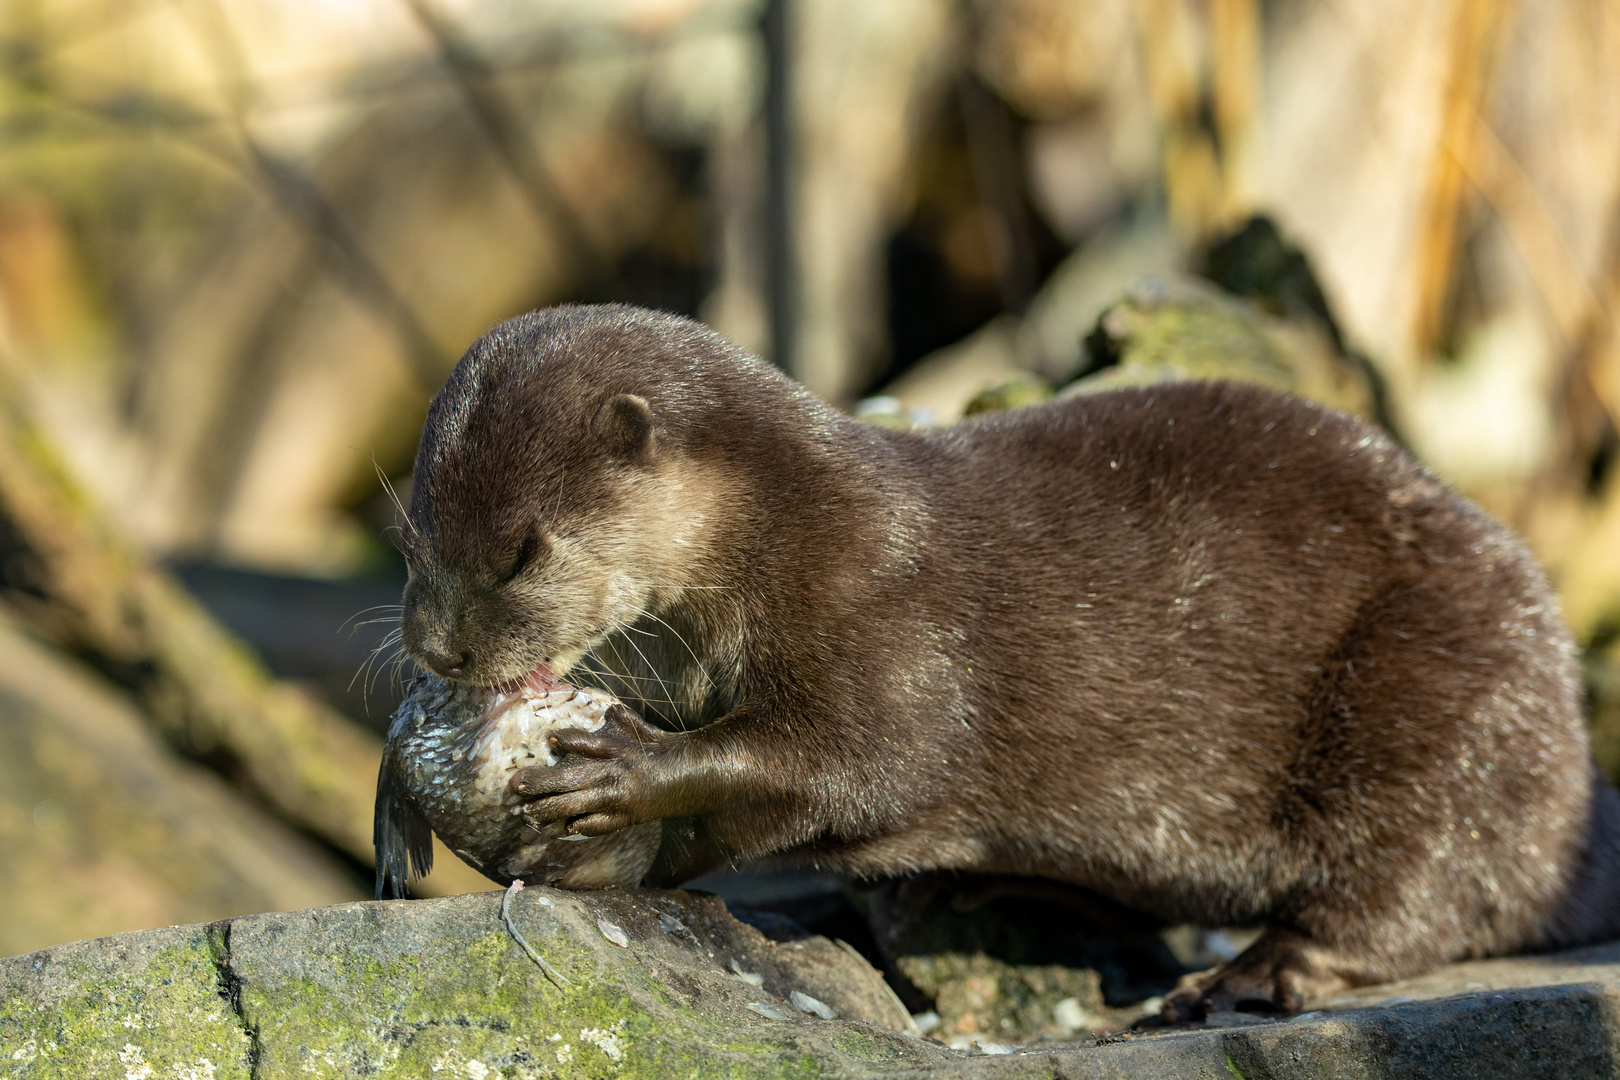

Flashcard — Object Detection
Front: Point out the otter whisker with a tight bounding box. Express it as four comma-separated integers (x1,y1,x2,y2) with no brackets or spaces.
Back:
614,632,688,724
574,665,683,701
381,524,410,557
590,634,684,722
345,615,406,635
351,627,403,695
371,457,414,539
591,647,681,716
340,604,404,636
565,662,673,725
627,605,714,692
388,649,419,697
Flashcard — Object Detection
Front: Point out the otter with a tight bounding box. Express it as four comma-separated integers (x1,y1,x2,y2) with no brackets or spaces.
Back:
397,303,1620,1019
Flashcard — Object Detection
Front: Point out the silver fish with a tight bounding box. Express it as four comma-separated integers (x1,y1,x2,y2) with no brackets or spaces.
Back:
374,672,661,898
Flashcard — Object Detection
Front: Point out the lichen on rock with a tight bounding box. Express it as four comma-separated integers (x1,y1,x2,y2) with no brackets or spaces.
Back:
2,888,939,1079
0,925,252,1079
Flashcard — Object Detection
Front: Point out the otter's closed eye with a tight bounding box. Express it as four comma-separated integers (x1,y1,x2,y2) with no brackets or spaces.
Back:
503,528,551,582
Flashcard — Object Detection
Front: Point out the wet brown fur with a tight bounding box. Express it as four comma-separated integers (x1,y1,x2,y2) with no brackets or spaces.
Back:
401,304,1620,1016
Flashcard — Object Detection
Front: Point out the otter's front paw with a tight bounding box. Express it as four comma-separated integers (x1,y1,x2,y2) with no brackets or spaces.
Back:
511,704,672,835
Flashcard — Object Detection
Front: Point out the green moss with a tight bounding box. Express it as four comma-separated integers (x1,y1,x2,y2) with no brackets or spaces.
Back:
962,378,1054,418
236,926,829,1079
10,416,95,518
0,935,252,1080
1118,304,1292,388
833,1027,914,1065
1072,288,1378,421
7,896,928,1080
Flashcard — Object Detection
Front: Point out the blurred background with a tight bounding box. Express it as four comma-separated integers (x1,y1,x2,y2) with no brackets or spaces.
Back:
1,0,1618,960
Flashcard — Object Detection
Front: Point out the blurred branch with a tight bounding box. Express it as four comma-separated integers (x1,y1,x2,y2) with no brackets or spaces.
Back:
761,0,796,371
1130,0,1254,239
1207,0,1260,218
238,138,450,391
0,382,381,863
1461,109,1620,441
398,0,613,291
2,10,748,130
0,74,450,394
1456,110,1610,349
185,0,450,394
0,0,174,64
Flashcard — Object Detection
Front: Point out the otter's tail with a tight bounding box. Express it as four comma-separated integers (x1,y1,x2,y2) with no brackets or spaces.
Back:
1547,763,1620,945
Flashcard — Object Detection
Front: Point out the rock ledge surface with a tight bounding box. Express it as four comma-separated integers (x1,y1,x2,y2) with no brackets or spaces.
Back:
2,889,1617,1079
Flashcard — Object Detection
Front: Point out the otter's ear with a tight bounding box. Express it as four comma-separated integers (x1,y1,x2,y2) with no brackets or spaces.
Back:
592,393,656,462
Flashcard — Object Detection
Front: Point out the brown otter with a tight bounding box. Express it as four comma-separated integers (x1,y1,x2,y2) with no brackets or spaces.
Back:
397,303,1620,1019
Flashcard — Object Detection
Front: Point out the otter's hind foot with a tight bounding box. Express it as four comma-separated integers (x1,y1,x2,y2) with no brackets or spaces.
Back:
1160,930,1350,1022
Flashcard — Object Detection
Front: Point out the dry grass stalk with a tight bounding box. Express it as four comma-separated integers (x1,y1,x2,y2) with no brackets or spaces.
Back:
1131,0,1260,238
1208,0,1261,221
1408,0,1522,360
1460,112,1609,356
1131,0,1216,236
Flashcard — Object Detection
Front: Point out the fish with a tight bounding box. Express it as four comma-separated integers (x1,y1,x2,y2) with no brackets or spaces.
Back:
374,669,662,898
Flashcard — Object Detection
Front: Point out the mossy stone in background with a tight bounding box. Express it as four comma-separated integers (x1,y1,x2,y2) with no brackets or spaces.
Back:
1068,276,1381,424
1585,630,1620,784
961,377,1054,418
865,874,1185,1045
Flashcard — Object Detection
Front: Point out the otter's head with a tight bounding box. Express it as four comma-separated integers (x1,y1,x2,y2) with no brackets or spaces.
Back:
399,305,747,688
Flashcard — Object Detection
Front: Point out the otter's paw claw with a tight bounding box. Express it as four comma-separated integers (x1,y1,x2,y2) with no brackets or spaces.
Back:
1159,932,1347,1023
549,704,668,758
1161,965,1304,1023
510,702,669,831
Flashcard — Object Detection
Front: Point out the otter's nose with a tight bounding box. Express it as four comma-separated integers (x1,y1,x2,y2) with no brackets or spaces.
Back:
424,650,472,680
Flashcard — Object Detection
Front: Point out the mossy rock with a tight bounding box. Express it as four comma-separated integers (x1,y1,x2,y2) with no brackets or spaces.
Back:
0,889,940,1079
1069,276,1383,425
961,379,1054,418
6,891,1619,1078
0,925,253,1079
863,875,1184,1045
895,952,1117,1043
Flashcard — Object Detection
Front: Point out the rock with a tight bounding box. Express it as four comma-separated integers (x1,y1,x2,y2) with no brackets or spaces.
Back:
877,317,1028,425
871,216,1181,424
871,230,1382,432
1068,275,1381,423
961,377,1054,418
1017,214,1183,383
895,952,1118,1045
0,919,255,1079
0,612,362,959
3,890,1618,1078
0,888,938,1078
865,874,1185,1043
